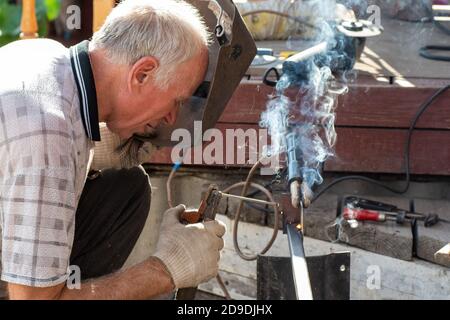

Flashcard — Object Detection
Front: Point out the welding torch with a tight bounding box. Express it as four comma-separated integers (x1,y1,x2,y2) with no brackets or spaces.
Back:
275,44,330,209
286,130,314,210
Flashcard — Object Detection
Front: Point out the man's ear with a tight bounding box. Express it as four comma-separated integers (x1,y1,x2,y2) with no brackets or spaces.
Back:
129,56,159,91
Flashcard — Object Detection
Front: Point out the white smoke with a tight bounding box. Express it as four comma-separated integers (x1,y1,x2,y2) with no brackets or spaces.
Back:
260,0,352,189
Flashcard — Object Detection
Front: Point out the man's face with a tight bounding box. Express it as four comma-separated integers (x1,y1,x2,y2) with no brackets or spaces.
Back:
107,48,209,140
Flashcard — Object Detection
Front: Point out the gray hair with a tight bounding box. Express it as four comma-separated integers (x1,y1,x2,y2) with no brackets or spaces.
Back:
91,0,210,89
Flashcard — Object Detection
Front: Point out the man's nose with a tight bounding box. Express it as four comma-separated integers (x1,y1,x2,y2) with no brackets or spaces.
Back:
163,107,178,126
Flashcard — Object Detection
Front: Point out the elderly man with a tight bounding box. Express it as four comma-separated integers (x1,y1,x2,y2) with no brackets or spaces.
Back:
0,0,225,299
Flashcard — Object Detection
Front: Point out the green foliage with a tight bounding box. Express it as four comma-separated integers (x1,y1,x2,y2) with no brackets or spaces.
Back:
0,0,61,46
44,0,61,21
0,1,22,45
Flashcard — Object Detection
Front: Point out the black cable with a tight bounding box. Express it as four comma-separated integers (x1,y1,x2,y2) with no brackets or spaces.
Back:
420,45,450,62
263,67,280,87
312,85,450,203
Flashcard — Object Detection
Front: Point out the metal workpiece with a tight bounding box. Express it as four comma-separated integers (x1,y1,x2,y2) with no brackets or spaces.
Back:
273,195,351,300
286,223,313,300
285,200,312,300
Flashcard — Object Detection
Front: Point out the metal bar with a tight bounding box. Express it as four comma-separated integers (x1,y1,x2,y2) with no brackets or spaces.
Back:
221,192,278,207
286,224,313,300
433,5,450,11
434,17,450,21
285,42,328,63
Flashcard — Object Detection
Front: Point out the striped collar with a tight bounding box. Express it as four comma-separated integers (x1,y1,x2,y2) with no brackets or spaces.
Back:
69,40,101,142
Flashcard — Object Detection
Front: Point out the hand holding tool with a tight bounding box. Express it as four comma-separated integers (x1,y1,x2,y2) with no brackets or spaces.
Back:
176,185,223,299
154,204,225,291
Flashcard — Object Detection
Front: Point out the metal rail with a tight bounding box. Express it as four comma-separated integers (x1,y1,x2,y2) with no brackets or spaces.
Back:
286,223,313,300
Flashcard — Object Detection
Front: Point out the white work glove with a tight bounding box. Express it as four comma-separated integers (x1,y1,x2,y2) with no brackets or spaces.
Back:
153,204,226,289
91,123,154,170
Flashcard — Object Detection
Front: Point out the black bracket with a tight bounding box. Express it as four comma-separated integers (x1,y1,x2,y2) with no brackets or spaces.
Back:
257,252,351,300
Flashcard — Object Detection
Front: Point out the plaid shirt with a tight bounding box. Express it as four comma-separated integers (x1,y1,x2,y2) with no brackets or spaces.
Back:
0,39,100,287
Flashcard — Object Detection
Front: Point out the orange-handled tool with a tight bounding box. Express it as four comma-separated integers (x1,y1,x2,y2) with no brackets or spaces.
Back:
180,185,222,224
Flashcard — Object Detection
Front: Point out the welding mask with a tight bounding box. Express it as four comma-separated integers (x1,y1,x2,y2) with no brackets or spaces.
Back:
149,0,257,147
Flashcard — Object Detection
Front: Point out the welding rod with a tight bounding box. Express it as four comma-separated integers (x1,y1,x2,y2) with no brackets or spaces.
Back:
220,192,278,207
433,5,450,11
